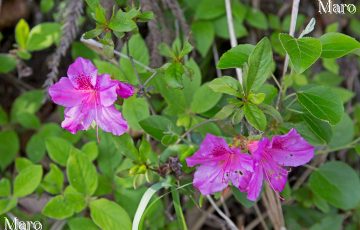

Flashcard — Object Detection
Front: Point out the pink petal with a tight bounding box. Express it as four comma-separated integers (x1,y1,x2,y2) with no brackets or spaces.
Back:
186,134,231,167
96,74,118,107
228,154,253,192
247,165,264,201
49,77,90,107
61,104,95,134
95,106,128,136
262,159,288,193
269,128,315,167
193,163,228,195
67,57,97,89
116,81,135,98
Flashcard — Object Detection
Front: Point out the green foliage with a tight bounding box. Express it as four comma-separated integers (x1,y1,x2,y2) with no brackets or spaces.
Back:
309,161,360,210
2,1,360,229
90,199,132,230
279,34,322,73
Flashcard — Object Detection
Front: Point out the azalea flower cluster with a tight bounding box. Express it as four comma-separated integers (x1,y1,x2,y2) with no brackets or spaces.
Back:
49,57,134,136
186,129,314,201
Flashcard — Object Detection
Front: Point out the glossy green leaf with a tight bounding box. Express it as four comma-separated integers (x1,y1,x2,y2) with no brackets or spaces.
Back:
139,115,178,141
217,44,254,69
42,195,74,219
27,23,61,51
195,0,225,20
90,199,132,230
207,76,242,97
243,104,267,131
191,21,214,57
46,137,76,166
42,163,64,195
191,83,222,113
279,34,321,73
0,54,17,73
15,19,30,49
245,37,273,94
297,86,344,125
309,161,360,210
0,131,19,170
67,151,98,196
14,165,43,198
123,96,150,131
320,32,360,58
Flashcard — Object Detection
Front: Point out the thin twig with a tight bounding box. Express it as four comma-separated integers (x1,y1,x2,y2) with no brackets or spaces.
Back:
282,0,300,78
206,195,238,230
224,0,243,85
212,43,222,78
80,36,156,73
175,119,219,144
276,0,300,109
254,204,269,230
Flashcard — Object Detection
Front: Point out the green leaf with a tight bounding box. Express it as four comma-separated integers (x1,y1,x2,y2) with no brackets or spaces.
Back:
195,0,225,20
42,195,74,219
309,214,343,230
15,19,30,49
68,217,99,230
27,23,61,51
0,179,11,197
313,71,342,86
231,186,254,208
191,21,214,57
46,137,75,166
0,198,17,215
42,163,64,195
0,131,19,171
10,90,44,123
215,104,236,120
139,115,178,141
245,37,273,94
260,104,283,123
207,76,242,97
14,165,43,198
329,114,354,149
243,104,267,131
0,54,17,73
90,199,132,230
171,190,188,230
15,157,33,172
246,8,268,30
191,83,222,113
64,186,86,213
297,86,344,125
279,34,321,73
309,161,360,210
301,113,333,145
81,141,99,161
67,151,98,196
120,34,149,84
320,32,360,58
217,44,254,69
108,11,137,33
123,96,150,131
40,0,54,13
16,112,41,129
214,15,248,39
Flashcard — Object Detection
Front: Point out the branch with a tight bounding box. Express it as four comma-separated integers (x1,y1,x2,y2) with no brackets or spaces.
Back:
224,0,243,85
206,195,238,230
80,36,156,73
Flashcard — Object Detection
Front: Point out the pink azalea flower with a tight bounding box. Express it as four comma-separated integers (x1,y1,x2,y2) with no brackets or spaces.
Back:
246,128,314,201
49,57,134,136
186,134,253,195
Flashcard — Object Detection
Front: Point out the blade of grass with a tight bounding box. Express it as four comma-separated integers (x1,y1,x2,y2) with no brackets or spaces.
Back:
171,189,188,230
